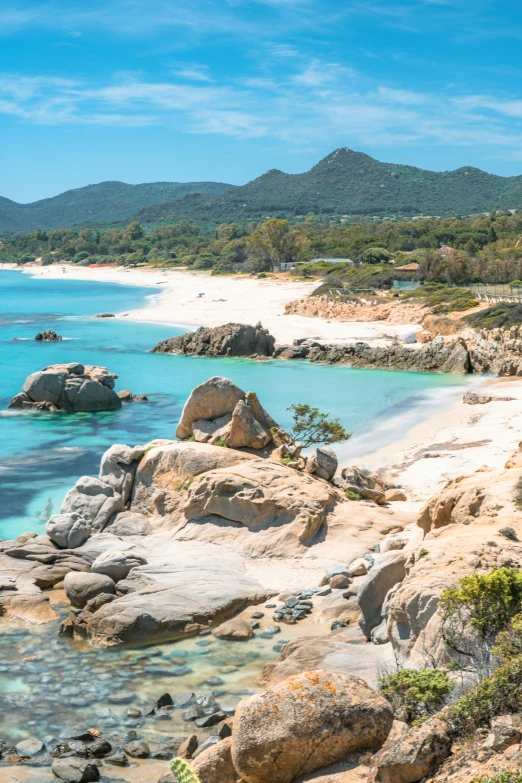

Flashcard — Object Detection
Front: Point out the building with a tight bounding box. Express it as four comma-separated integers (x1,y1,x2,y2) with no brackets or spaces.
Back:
308,257,354,265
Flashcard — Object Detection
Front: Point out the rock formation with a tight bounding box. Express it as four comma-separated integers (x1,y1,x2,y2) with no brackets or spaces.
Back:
153,321,275,357
176,376,277,450
35,329,62,341
8,363,122,412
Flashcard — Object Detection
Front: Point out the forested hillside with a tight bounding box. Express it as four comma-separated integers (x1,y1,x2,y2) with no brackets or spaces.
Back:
0,181,233,234
134,148,522,230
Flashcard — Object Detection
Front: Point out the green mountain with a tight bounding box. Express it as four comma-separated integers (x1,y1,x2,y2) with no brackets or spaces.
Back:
0,180,233,234
134,148,522,231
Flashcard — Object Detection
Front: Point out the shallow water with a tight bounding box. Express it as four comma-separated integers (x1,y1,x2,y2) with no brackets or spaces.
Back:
0,269,470,539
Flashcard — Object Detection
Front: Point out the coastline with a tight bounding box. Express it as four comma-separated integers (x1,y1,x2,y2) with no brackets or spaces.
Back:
17,264,420,345
8,263,522,506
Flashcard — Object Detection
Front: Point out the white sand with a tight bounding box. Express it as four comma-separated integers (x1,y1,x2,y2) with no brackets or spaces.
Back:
20,264,419,345
361,376,522,509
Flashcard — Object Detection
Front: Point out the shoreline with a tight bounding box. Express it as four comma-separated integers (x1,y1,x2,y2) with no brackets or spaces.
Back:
6,263,522,506
14,263,421,345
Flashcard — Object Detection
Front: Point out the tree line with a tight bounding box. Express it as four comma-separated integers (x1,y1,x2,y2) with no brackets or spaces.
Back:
2,209,522,284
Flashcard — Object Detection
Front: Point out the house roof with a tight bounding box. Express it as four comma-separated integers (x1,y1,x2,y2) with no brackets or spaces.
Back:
395,262,419,271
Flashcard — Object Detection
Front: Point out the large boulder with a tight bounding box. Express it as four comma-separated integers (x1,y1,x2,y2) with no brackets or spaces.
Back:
231,670,393,783
46,513,90,549
226,400,272,449
192,736,238,783
369,717,452,783
130,441,254,522
184,458,337,552
80,543,271,647
64,571,116,608
91,549,147,582
305,447,338,481
9,363,122,412
176,377,246,439
98,444,145,503
61,476,125,533
153,322,275,358
358,551,408,639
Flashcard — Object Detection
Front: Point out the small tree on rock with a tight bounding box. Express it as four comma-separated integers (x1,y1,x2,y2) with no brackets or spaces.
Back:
287,404,350,448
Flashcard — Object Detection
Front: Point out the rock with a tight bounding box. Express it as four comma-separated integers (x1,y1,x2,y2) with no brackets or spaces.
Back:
81,549,269,647
245,391,279,430
195,710,227,728
212,616,254,640
178,734,198,759
98,444,145,503
369,717,452,783
35,329,62,341
225,400,272,449
51,758,100,782
330,574,351,589
15,737,44,757
385,489,407,502
123,740,149,758
380,535,405,553
483,715,522,752
153,693,174,712
153,322,276,359
95,313,115,317
87,739,112,758
349,558,368,576
64,572,116,608
105,752,127,766
61,476,124,533
84,593,116,613
417,474,486,534
463,391,515,405
104,511,152,536
358,551,407,639
305,447,338,481
192,736,238,783
184,458,337,552
232,670,393,783
176,377,246,439
46,513,90,549
91,550,147,582
9,363,122,412
117,389,133,401
192,414,232,444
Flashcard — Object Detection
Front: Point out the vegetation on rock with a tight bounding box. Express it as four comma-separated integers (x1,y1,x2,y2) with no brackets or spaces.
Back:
378,668,453,724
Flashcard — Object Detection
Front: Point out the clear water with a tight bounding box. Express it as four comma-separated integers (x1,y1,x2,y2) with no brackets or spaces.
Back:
0,269,471,539
0,269,473,751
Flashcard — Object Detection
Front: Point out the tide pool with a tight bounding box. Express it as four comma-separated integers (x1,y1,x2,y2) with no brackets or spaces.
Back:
0,269,470,539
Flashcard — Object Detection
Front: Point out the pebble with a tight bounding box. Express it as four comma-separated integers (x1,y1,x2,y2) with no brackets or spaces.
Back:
315,586,332,596
285,596,299,608
123,740,150,758
195,710,226,728
206,676,224,687
174,692,195,708
251,611,265,619
15,737,44,757
192,735,220,758
106,751,128,766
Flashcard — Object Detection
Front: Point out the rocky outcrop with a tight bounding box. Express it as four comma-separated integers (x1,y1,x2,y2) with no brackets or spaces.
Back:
369,717,452,783
192,737,238,783
153,321,275,357
274,336,471,374
358,551,408,639
212,616,254,639
90,549,147,581
35,329,62,341
231,670,393,783
61,476,125,533
46,512,90,549
64,571,116,608
8,363,122,412
463,390,515,404
305,447,338,481
175,376,276,450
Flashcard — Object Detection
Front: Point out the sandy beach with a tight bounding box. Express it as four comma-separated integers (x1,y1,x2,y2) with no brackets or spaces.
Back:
21,264,419,345
12,263,522,512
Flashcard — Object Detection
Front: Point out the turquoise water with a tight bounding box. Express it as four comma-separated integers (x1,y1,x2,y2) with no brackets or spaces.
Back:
0,269,470,539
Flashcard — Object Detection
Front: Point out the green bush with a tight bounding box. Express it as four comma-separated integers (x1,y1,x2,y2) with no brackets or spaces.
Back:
464,303,522,330
492,613,522,662
448,655,522,733
439,568,522,657
378,668,453,724
345,490,361,501
475,770,522,783
402,283,476,313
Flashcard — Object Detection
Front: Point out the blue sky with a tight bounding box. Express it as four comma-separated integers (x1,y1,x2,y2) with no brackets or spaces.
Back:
3,0,522,202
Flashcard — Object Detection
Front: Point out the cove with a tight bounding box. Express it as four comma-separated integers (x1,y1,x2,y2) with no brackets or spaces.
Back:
0,269,470,539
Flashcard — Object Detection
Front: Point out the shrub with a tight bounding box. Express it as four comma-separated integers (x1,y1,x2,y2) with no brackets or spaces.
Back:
464,303,522,330
514,477,522,510
475,770,522,783
448,655,522,733
378,668,453,724
345,490,361,501
492,613,522,662
439,568,522,658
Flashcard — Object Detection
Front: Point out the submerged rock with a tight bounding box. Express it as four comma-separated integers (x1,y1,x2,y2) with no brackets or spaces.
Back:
8,363,122,412
153,321,275,358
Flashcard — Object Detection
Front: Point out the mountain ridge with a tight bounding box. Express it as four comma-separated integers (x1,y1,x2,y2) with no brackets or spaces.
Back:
0,180,234,234
3,148,522,234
